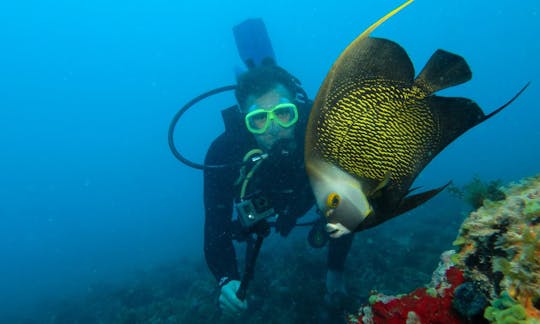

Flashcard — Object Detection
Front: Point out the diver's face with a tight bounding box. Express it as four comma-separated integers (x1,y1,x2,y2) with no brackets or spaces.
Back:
245,85,296,151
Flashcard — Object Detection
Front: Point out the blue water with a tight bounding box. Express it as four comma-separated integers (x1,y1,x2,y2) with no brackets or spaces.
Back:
0,0,538,321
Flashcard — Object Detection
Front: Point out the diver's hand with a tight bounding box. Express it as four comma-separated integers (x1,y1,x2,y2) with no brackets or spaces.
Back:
219,280,248,316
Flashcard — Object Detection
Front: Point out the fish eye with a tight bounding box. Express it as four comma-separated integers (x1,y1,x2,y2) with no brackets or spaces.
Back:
326,192,341,209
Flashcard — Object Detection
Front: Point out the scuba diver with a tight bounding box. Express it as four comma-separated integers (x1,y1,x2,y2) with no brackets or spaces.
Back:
169,19,354,321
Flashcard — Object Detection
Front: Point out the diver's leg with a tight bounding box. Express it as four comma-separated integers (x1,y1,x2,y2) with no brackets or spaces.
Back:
317,234,355,323
327,233,354,280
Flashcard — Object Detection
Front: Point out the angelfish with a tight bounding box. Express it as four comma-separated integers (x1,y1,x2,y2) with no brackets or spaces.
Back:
305,0,529,238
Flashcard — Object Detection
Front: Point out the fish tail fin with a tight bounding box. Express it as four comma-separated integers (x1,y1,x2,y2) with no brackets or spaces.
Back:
394,183,450,215
415,49,472,94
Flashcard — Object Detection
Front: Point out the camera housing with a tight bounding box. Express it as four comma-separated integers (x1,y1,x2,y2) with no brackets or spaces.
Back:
236,193,276,228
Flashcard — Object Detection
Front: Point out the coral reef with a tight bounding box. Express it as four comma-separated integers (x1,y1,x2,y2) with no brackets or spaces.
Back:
484,291,530,323
453,174,540,321
452,281,489,318
348,174,540,323
347,251,466,323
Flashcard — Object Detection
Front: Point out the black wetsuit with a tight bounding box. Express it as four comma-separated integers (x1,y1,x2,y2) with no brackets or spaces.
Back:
203,104,354,284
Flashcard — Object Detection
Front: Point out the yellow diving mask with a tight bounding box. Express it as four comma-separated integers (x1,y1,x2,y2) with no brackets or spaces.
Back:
244,102,299,134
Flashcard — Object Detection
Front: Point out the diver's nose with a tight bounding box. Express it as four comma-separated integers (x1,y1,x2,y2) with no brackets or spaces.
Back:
267,120,280,135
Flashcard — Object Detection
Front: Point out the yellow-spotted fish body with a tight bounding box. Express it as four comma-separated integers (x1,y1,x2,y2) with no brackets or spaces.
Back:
305,1,528,237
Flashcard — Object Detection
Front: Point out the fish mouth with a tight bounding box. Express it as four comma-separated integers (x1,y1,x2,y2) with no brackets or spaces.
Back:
325,223,351,238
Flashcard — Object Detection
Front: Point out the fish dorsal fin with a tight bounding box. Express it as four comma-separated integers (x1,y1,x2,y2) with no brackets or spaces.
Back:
329,0,414,80
306,0,414,152
415,49,472,94
313,37,416,118
336,37,415,86
343,0,414,55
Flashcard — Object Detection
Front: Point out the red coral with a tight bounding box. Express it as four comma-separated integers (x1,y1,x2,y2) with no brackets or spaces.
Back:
445,267,464,287
351,267,466,324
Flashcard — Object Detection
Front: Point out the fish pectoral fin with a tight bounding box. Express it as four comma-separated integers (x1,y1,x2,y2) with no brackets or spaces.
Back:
368,172,392,198
415,49,472,94
395,182,450,216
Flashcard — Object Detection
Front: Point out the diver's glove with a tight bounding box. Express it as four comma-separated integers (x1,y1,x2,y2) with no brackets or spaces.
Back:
218,279,248,316
275,214,296,237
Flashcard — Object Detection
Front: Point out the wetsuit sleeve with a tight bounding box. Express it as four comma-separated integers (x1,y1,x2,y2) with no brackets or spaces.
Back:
203,135,241,283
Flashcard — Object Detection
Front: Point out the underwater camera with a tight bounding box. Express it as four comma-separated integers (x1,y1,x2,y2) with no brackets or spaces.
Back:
236,192,276,228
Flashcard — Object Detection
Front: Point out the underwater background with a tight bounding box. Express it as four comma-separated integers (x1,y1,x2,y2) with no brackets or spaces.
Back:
1,0,538,322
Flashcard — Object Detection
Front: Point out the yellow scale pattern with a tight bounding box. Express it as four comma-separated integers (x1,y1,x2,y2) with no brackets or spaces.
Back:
315,79,440,190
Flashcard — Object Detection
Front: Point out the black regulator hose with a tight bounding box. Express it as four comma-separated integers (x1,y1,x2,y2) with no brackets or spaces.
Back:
168,85,239,170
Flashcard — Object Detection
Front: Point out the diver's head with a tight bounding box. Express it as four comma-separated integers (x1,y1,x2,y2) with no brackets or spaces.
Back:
235,62,304,151
243,85,297,150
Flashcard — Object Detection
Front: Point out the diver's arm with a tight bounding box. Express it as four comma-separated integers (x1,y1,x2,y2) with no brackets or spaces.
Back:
203,136,241,283
203,197,239,283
